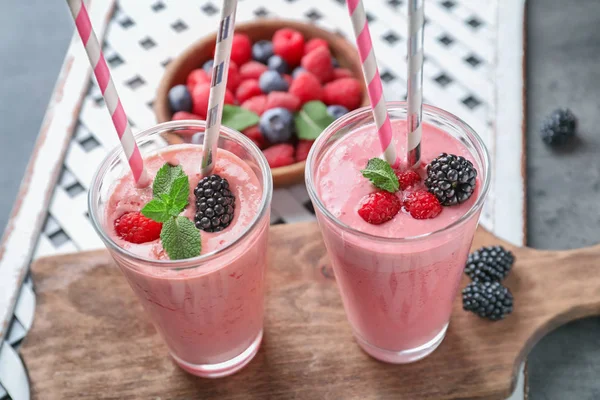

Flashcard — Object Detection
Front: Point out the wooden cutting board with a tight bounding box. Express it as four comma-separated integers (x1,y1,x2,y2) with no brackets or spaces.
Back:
20,222,600,399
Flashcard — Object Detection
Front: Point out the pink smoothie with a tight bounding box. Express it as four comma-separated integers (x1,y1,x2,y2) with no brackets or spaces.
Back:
104,144,269,371
315,120,482,359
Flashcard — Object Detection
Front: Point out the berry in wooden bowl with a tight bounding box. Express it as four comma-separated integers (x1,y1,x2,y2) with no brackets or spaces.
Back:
155,19,368,187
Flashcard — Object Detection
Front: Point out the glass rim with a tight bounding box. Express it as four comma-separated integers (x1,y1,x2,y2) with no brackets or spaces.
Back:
88,120,273,269
305,101,491,243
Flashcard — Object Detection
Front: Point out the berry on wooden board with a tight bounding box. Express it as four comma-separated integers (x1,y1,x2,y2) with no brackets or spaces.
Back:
462,281,513,321
465,246,515,283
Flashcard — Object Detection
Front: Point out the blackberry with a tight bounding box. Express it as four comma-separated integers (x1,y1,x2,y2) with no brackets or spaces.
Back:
194,174,235,232
462,281,513,321
540,108,577,145
424,153,477,206
465,245,515,282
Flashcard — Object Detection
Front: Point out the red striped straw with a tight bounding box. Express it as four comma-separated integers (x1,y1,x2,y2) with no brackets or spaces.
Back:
66,0,149,187
201,0,238,175
407,0,425,167
347,0,398,167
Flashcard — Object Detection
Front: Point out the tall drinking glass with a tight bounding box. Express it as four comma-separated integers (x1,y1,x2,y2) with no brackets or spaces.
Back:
306,103,490,363
89,121,272,377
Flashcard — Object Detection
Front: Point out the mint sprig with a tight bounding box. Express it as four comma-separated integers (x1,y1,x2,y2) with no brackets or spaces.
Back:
222,105,260,132
360,158,399,193
294,101,336,140
141,163,201,260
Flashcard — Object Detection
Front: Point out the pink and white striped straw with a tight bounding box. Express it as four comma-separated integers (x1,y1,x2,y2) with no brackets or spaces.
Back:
66,0,149,187
407,0,425,168
201,0,238,176
347,0,398,167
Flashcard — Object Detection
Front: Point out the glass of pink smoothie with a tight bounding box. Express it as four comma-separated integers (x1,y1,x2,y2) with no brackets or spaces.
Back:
306,103,490,363
89,121,272,378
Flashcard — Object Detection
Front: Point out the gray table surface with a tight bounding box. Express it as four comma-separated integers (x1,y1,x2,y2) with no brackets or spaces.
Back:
1,0,599,399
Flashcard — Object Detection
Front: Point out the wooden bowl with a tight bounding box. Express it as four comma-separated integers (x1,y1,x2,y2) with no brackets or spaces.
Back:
155,19,368,187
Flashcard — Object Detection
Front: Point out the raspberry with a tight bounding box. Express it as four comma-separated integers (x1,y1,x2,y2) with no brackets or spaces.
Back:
304,38,329,55
323,78,362,110
332,68,353,80
295,140,314,162
263,143,295,168
192,83,211,118
224,89,235,105
186,68,211,92
301,46,334,83
114,212,162,244
289,72,323,104
193,84,234,118
357,191,401,225
403,190,442,220
395,169,422,190
273,28,305,67
241,95,267,116
226,62,240,92
283,74,293,87
242,125,267,149
236,79,263,104
239,61,268,80
171,111,202,121
230,34,252,66
265,91,301,112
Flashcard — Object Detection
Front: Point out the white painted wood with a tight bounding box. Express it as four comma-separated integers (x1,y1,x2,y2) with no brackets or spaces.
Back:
0,341,29,400
0,0,117,342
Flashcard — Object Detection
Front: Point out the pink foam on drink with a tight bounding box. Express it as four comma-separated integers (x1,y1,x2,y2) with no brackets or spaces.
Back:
104,145,268,372
105,144,261,260
316,120,482,359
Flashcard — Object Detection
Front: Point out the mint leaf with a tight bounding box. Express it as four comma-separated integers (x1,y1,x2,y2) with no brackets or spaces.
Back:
161,216,201,260
360,158,399,193
141,199,170,222
294,101,336,140
153,164,186,199
222,105,260,132
169,175,190,212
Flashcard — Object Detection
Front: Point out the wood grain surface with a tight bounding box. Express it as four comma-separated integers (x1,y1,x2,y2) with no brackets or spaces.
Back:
21,222,600,399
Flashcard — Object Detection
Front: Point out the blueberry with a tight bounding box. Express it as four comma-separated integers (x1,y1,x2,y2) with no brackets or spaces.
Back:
267,55,289,74
168,84,193,113
202,59,214,73
259,108,294,143
327,105,349,120
252,40,274,64
259,70,289,93
331,57,340,68
292,66,306,79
